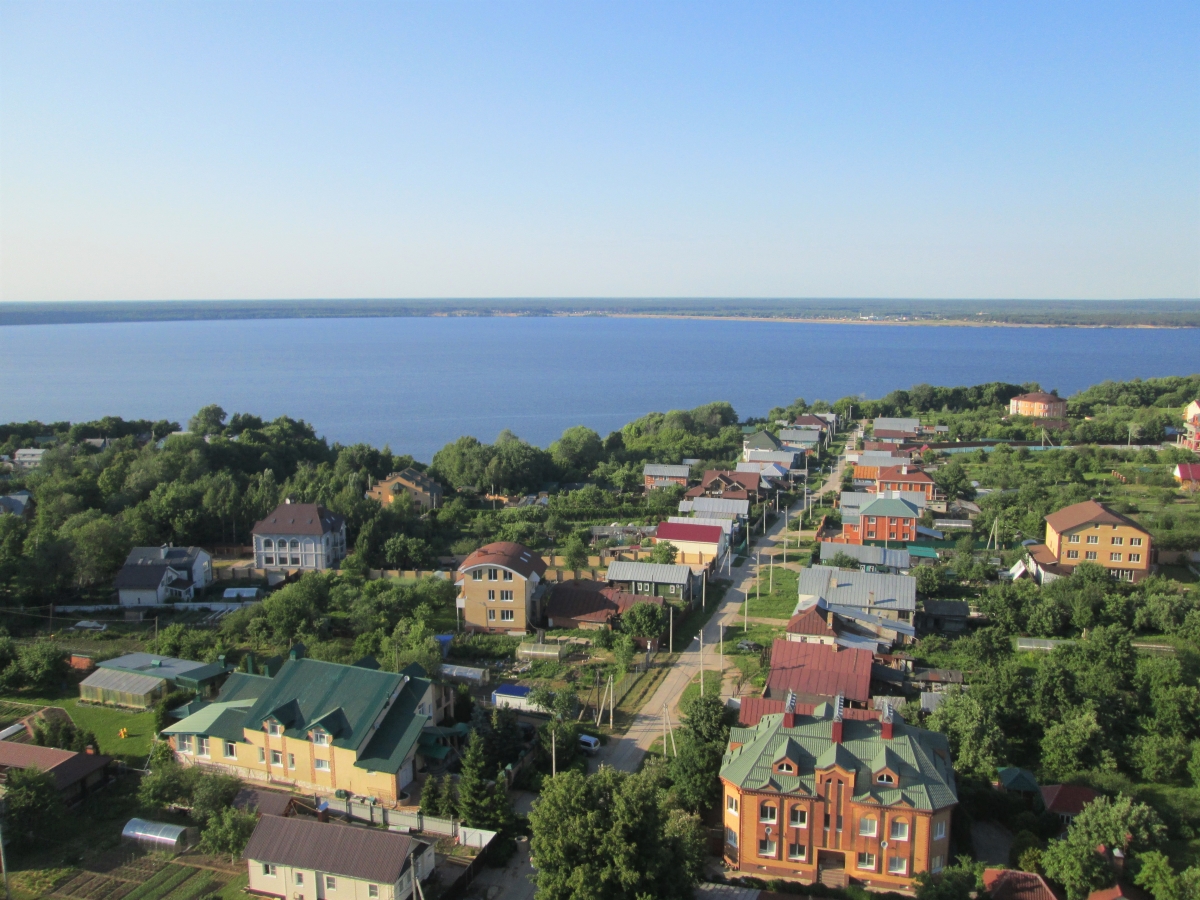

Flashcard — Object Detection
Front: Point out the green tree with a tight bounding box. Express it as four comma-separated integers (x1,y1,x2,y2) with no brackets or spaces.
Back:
933,460,974,501
190,772,241,825
1042,795,1166,900
1040,708,1104,782
419,772,441,814
669,735,723,813
17,641,66,692
612,633,636,676
456,731,492,828
926,687,1003,780
437,773,458,819
914,856,985,900
3,766,64,848
1134,850,1200,900
680,693,731,745
563,535,589,570
549,426,604,480
200,806,258,860
915,565,943,596
188,404,228,435
621,602,665,638
649,541,678,565
60,509,131,587
32,716,98,754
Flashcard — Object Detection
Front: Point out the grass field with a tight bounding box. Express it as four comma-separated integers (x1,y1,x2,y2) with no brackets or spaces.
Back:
741,566,798,620
0,689,156,765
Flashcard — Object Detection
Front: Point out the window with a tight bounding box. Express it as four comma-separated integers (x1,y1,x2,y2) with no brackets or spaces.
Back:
472,570,483,581
932,855,945,872
725,827,738,848
1129,553,1141,563
262,864,276,877
1110,552,1122,561
898,610,911,622
868,516,877,524
789,807,807,828
295,873,304,886
876,773,894,785
758,839,777,858
788,843,807,861
266,721,281,736
890,819,910,841
1085,551,1097,560
727,795,739,815
501,590,514,601
263,539,273,549
270,750,282,766
500,610,515,622
178,735,193,753
890,532,897,540
325,876,336,890
503,570,513,581
313,732,329,746
858,817,878,837
487,610,496,620
1067,550,1079,560
287,753,295,769
1111,536,1123,545
933,820,946,841
888,857,908,875
264,556,275,565
1087,534,1099,544
670,584,677,594
1068,534,1079,543
488,568,498,581
196,737,209,757
777,762,794,773
759,802,777,823
857,852,876,870
315,758,330,771
1130,537,1142,546
488,590,496,601
257,747,265,763
368,886,379,898
224,741,237,758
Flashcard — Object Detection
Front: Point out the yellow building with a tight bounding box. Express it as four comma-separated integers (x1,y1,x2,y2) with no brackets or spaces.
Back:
456,542,548,634
365,468,444,510
1031,500,1152,582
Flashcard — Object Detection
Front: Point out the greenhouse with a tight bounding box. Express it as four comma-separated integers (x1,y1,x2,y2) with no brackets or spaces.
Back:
79,668,167,709
121,818,196,852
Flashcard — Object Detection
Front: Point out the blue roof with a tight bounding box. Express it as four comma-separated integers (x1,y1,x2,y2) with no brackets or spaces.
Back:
493,684,532,698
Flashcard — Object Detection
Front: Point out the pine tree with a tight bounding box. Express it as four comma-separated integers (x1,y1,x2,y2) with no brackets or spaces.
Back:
436,773,457,819
419,774,440,814
456,732,491,828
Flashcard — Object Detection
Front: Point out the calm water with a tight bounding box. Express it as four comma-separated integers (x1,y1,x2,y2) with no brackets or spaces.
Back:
3,317,1196,461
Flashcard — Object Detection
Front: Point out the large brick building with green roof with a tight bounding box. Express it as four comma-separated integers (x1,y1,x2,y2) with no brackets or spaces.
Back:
720,700,956,891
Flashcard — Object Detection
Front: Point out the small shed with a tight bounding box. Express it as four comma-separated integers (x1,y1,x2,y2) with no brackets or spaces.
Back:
121,818,197,852
491,684,537,712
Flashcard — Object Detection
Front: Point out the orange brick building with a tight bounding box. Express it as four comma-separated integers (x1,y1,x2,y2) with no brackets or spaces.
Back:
1008,392,1067,419
841,497,920,545
873,465,939,501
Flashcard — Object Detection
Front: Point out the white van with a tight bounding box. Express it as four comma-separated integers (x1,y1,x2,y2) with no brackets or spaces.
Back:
578,734,600,756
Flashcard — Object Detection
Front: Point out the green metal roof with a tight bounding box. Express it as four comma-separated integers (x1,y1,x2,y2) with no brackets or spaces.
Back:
162,700,256,738
857,497,922,519
173,662,230,689
906,546,940,559
216,672,274,703
996,766,1039,794
743,431,782,451
354,670,433,774
721,711,957,812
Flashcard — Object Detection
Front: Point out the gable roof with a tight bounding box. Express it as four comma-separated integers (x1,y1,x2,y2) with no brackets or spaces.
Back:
876,466,934,484
243,815,413,884
124,546,207,568
252,503,345,537
793,415,829,429
721,710,957,812
699,470,760,492
798,566,917,613
1176,463,1200,481
605,561,693,585
656,522,723,545
743,431,782,451
819,542,911,569
0,741,111,791
216,672,275,703
683,497,751,517
996,767,1040,794
643,464,691,478
983,869,1064,900
765,639,873,704
873,417,920,432
80,667,166,696
113,563,175,590
779,429,821,443
1040,783,1098,817
1044,500,1144,535
458,542,547,579
785,606,839,639
545,584,658,625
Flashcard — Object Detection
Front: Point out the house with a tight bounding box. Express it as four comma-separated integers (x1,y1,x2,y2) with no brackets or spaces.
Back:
737,697,884,728
872,429,918,444
1040,784,1098,830
917,601,970,635
763,639,873,706
779,429,822,451
0,490,32,518
686,470,763,501
852,453,904,483
873,465,939,501
365,468,443,510
840,491,926,516
818,543,911,573
114,546,213,606
1009,392,1067,419
605,560,696,602
1085,886,1150,900
642,464,691,490
252,502,347,571
1174,463,1200,489
654,521,727,567
13,448,45,469
1027,500,1153,583
743,431,783,455
0,742,112,804
994,767,1040,802
667,515,734,536
793,414,831,434
796,567,917,624
982,868,1064,900
491,684,539,712
1181,400,1200,453
873,417,920,434
679,496,751,521
457,542,548,634
842,497,921,545
543,582,662,631
243,814,435,900
165,657,444,801
720,702,956,891
784,605,893,654
744,449,798,469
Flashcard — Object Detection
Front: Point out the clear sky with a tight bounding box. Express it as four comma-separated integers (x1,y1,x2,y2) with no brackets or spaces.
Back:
2,2,1197,302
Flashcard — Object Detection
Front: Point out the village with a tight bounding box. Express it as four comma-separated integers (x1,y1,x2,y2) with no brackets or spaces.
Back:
0,383,1197,900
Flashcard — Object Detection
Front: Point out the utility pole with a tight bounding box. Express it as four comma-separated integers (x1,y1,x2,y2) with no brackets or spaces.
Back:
551,723,556,777
756,553,761,601
769,551,774,593
0,815,9,900
700,627,704,697
669,606,673,654
702,575,706,611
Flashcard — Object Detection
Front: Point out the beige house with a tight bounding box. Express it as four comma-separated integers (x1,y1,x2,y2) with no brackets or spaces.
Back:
456,542,548,634
1029,499,1152,583
244,814,435,900
366,468,443,510
252,501,347,570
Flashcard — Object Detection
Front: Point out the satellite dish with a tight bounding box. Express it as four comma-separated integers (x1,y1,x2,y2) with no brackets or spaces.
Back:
881,840,889,849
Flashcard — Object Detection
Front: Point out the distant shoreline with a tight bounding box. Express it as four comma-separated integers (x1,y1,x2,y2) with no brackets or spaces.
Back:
589,313,1193,329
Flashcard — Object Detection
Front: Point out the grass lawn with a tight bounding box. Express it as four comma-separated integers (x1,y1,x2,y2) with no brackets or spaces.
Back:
214,873,249,899
1,688,156,765
742,566,798,620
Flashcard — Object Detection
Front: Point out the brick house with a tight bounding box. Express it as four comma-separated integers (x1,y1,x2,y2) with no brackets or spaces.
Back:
685,470,762,501
873,465,940,501
1027,500,1152,583
842,497,920,545
1180,399,1200,453
643,464,691,491
457,542,548,633
1009,392,1067,419
365,468,443,510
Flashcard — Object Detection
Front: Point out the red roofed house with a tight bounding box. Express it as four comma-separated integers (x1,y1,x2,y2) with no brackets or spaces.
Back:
1041,784,1098,831
1182,400,1200,453
654,521,727,566
1174,463,1200,490
784,605,840,646
457,542,548,634
793,414,830,433
982,869,1064,900
874,465,940,501
685,470,762,501
0,742,112,804
763,638,873,707
1009,392,1067,419
543,582,663,638
1085,885,1150,900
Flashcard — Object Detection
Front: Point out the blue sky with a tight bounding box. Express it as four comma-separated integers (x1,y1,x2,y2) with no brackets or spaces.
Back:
1,2,1197,301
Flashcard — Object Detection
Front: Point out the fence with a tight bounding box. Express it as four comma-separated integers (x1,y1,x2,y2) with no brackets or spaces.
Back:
52,600,259,613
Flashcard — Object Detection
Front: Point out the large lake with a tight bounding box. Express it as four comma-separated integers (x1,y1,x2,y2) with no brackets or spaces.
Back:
3,316,1196,461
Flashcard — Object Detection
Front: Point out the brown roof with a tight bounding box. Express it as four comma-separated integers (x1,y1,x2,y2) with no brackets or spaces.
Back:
876,465,934,484
545,583,661,625
1086,886,1149,900
785,606,838,638
1012,392,1063,404
0,742,111,791
793,415,829,429
233,787,295,817
738,697,880,727
243,815,412,884
764,639,872,704
700,470,760,492
983,869,1064,900
459,542,547,579
1040,783,1098,817
872,429,918,439
1044,500,1144,535
252,503,345,537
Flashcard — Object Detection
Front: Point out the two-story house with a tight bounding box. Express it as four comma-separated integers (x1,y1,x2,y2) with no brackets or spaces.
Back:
365,468,443,510
114,546,213,606
841,497,920,545
643,464,691,491
796,566,917,625
1182,399,1200,453
252,502,347,571
457,542,548,634
1027,500,1152,583
872,466,939,502
720,701,956,891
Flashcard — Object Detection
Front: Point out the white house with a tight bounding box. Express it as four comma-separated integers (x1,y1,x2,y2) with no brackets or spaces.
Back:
114,546,213,606
251,501,347,570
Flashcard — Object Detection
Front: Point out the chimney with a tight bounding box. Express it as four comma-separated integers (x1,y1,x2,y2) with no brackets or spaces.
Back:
901,465,908,475
881,704,894,740
782,713,796,727
245,652,255,675
85,744,95,755
160,545,169,559
831,694,845,743
285,497,292,505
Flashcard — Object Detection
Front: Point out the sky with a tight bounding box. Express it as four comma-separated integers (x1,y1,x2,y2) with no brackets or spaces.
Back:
1,2,1197,302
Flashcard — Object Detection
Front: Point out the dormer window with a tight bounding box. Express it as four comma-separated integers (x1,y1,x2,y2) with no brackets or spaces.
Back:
312,731,329,746
503,570,513,581
472,570,483,581
266,721,282,736
876,773,895,785
777,762,795,774
488,568,498,581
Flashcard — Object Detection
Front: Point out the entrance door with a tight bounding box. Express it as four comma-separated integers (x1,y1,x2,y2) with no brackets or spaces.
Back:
817,850,846,888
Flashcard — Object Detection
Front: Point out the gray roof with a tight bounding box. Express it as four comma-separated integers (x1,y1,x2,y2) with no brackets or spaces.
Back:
779,429,821,443
605,561,693,585
643,464,691,478
243,815,414,884
819,543,911,569
824,601,917,638
921,600,970,617
797,566,917,613
668,516,732,535
855,452,903,467
98,653,213,681
81,667,166,696
113,563,174,590
744,450,797,465
840,491,926,511
873,417,920,432
685,497,750,516
0,491,31,516
124,546,207,568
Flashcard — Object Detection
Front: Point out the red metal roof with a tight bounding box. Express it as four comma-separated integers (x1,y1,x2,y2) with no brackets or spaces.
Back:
764,639,872,704
0,742,110,791
785,607,838,637
1176,463,1200,481
982,869,1064,900
458,542,548,579
655,522,723,544
1040,784,1098,817
876,465,934,483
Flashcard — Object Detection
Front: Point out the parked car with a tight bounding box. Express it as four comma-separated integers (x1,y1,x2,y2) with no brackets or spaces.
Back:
736,640,763,652
578,734,600,756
